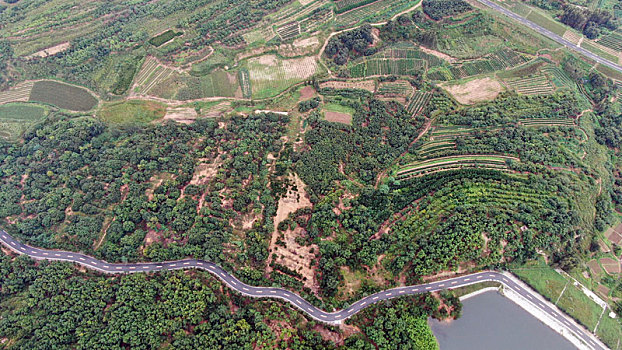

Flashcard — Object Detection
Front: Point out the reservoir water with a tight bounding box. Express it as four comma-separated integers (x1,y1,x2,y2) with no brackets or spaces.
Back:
429,290,577,350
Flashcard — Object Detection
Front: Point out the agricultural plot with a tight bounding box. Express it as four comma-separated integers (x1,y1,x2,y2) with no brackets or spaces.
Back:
0,81,34,105
276,22,301,41
237,69,252,99
449,49,527,79
582,40,620,63
248,55,318,99
98,100,166,125
525,10,567,36
375,46,446,68
133,57,177,96
430,125,479,140
376,80,413,102
417,140,457,158
504,74,555,95
0,103,48,141
442,77,503,105
541,66,574,88
406,91,432,116
319,79,376,92
348,58,425,77
519,118,576,127
299,7,333,32
29,80,98,111
397,155,518,178
562,30,582,46
335,0,419,28
598,31,622,52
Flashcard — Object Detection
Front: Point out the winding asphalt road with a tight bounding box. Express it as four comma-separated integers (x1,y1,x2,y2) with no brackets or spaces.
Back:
0,230,607,349
476,0,622,74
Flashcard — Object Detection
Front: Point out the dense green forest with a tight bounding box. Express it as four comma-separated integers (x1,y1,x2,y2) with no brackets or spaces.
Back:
0,253,447,349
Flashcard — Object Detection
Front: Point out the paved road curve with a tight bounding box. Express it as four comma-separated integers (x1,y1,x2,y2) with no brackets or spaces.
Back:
0,230,607,350
476,0,622,74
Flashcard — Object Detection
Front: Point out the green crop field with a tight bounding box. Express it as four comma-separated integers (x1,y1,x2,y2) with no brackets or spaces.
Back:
148,30,182,47
597,31,622,52
406,91,432,116
98,100,166,125
0,103,48,141
397,155,518,178
335,0,420,28
349,58,425,77
525,10,568,36
29,80,98,111
504,74,555,95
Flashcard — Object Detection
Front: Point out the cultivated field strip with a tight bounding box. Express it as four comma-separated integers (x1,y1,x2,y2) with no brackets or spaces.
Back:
505,74,555,95
406,91,432,116
0,81,34,105
598,31,622,52
519,118,576,127
397,154,519,178
133,57,176,95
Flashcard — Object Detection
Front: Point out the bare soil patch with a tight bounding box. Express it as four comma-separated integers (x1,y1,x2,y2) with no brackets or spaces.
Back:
319,79,375,92
600,258,621,274
441,77,503,105
325,111,352,124
28,42,70,58
587,259,603,275
164,107,198,124
267,173,318,291
607,224,622,245
299,86,315,100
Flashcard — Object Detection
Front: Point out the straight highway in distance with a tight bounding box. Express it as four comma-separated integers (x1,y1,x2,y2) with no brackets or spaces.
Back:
0,230,607,349
476,0,622,74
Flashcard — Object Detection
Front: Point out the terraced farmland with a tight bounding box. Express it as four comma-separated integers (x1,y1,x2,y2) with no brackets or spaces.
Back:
335,0,419,28
418,140,457,158
449,48,527,79
598,31,622,52
276,22,301,41
376,80,413,96
504,74,555,95
430,125,479,140
29,80,98,111
133,57,177,96
519,118,576,127
299,8,333,32
349,58,425,77
541,66,574,88
0,81,34,105
397,155,518,178
406,91,432,116
0,103,48,141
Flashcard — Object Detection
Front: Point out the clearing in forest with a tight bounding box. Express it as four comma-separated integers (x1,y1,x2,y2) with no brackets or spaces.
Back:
248,55,319,99
441,77,503,105
267,173,318,292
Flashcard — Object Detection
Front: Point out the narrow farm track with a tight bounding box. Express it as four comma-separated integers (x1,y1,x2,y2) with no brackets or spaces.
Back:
0,230,608,349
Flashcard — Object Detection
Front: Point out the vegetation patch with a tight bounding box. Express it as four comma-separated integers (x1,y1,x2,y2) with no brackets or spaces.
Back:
98,100,166,125
148,30,182,47
29,80,98,111
0,102,48,141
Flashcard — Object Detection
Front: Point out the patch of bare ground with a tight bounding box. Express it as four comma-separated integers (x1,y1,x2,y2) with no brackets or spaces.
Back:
163,107,198,124
319,80,375,92
267,173,318,292
279,37,320,57
299,86,316,100
325,111,352,125
313,324,350,346
441,77,503,105
27,42,70,59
